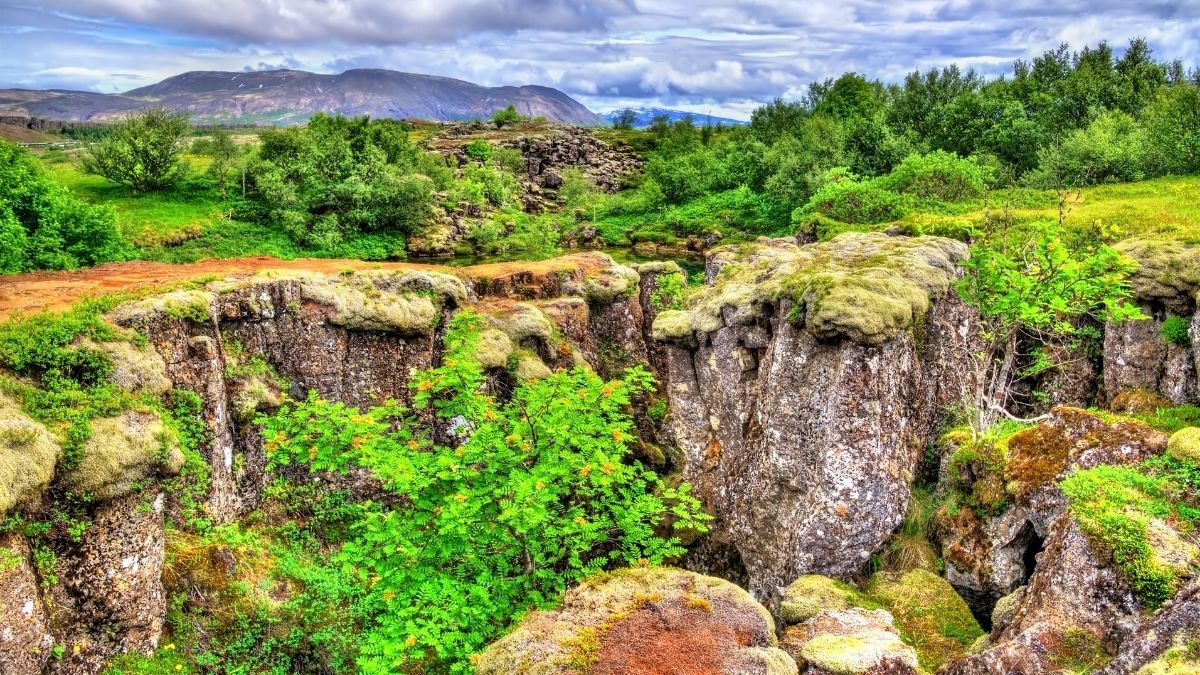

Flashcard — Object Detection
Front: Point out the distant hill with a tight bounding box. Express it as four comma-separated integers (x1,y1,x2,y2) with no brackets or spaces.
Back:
0,69,600,126
599,107,748,129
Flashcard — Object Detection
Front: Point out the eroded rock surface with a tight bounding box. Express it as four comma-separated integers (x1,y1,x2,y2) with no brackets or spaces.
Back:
477,566,796,675
656,233,980,594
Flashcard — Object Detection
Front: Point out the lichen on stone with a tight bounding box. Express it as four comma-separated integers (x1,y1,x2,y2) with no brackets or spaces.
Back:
1135,638,1200,675
776,575,874,626
990,585,1025,630
493,303,556,345
0,394,59,517
579,262,640,304
66,409,183,501
1167,427,1200,463
651,232,968,346
783,608,918,675
799,632,914,674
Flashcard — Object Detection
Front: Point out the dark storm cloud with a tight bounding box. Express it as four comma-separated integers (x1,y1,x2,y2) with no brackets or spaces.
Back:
3,0,1200,117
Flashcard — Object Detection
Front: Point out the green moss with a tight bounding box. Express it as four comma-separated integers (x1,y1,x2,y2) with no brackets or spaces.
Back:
493,303,555,344
864,568,984,671
512,350,552,381
651,233,967,346
582,263,640,305
1167,428,1200,463
1115,238,1200,309
470,329,514,369
109,289,214,325
1161,315,1192,347
1061,458,1200,608
1135,639,1200,675
299,276,439,335
75,338,172,395
1048,627,1113,674
0,394,60,517
798,631,917,675
777,575,876,625
66,408,183,500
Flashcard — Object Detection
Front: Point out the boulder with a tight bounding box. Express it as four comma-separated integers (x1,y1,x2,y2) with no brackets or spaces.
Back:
1097,579,1200,674
66,409,182,501
864,569,983,671
657,234,980,594
1167,427,1200,463
0,394,60,517
477,567,796,675
780,608,918,675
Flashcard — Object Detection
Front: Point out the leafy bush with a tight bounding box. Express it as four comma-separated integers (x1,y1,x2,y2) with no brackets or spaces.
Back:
492,104,522,127
464,140,493,162
1027,111,1151,187
878,151,988,202
242,113,434,247
261,311,708,672
798,171,910,224
80,106,191,194
0,141,126,273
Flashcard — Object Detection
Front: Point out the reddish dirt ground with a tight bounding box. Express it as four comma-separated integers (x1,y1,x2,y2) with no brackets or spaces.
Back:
0,253,611,321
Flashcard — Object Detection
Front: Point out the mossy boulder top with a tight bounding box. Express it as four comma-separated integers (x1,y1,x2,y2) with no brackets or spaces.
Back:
1167,427,1200,463
653,232,968,347
477,566,797,675
780,608,918,675
0,394,60,518
1115,238,1200,314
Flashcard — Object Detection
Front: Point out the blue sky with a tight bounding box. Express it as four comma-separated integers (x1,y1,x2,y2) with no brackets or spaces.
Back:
2,1,1198,119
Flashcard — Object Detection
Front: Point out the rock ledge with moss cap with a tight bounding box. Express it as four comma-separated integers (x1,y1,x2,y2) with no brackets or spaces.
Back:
476,566,797,674
653,232,967,347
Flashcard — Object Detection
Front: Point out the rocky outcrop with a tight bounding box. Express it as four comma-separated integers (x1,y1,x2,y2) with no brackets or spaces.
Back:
47,493,168,674
477,566,796,674
1104,239,1200,404
1098,579,1200,674
654,233,980,595
499,127,643,195
944,514,1141,675
936,408,1167,618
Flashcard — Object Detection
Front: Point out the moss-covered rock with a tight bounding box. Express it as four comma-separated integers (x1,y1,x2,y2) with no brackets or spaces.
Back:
229,374,285,421
651,232,968,347
513,351,553,381
75,337,172,395
66,409,182,500
781,608,918,675
477,566,795,675
1115,238,1200,314
864,568,984,671
493,303,556,344
471,329,515,369
1135,639,1200,675
300,276,440,334
1167,427,1200,463
1111,388,1175,415
775,575,874,626
0,394,59,517
989,586,1025,631
580,263,640,304
108,289,215,325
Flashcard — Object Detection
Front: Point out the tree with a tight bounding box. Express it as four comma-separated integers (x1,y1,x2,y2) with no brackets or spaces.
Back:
492,104,522,128
612,108,637,130
262,311,707,672
955,215,1142,433
81,106,191,194
194,128,241,198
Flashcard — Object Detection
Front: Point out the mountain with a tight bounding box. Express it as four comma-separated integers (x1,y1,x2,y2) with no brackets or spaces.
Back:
0,69,600,125
599,107,748,128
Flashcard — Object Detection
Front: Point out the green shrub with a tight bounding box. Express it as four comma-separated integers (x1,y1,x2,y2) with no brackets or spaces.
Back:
0,141,126,273
80,106,190,194
492,104,522,127
1162,315,1191,347
261,310,708,672
878,151,987,202
464,140,493,162
798,171,910,224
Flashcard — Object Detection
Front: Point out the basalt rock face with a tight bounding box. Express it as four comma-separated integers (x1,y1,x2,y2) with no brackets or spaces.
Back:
501,126,644,195
1104,239,1200,404
654,233,981,595
1098,579,1200,674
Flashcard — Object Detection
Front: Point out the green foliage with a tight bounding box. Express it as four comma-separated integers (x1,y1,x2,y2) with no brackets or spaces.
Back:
191,129,242,198
1162,315,1192,347
242,113,433,248
878,151,988,202
464,140,493,162
260,310,708,672
492,104,522,127
1061,454,1200,607
955,217,1142,430
612,108,637,130
798,169,911,225
0,141,126,273
650,271,687,312
81,106,192,194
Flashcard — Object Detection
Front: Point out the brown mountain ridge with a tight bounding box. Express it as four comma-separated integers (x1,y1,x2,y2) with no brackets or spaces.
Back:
0,68,600,125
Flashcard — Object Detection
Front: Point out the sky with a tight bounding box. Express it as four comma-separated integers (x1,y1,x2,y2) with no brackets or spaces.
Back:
1,1,1199,119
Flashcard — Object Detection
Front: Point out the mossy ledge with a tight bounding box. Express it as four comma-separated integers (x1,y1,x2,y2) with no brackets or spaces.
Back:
1114,238,1200,313
653,232,968,347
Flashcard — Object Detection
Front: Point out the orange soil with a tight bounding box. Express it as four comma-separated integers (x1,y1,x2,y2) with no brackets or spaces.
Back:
0,253,611,321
